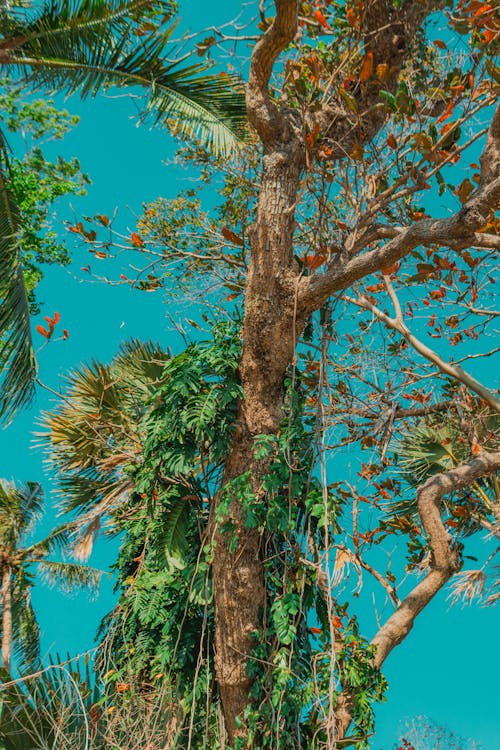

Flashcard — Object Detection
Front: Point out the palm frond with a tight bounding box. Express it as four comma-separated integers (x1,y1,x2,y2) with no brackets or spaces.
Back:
0,129,36,424
40,339,165,522
0,480,42,546
13,481,44,532
36,558,102,594
3,0,248,156
13,598,41,674
0,655,99,749
24,521,72,559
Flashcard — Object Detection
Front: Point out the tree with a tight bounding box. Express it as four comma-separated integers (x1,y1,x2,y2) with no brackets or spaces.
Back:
0,479,100,676
0,0,247,422
11,0,500,747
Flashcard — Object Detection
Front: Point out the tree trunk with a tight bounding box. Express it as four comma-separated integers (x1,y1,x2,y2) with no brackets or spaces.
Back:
211,143,305,742
1,563,12,673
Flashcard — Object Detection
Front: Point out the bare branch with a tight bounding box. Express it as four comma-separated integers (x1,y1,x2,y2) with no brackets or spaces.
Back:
371,449,500,668
345,285,500,414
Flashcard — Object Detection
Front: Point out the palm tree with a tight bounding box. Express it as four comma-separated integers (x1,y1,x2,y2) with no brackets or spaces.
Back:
0,0,248,424
40,338,169,557
0,479,101,675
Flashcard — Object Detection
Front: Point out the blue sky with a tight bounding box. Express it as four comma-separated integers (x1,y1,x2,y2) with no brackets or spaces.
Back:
0,3,499,748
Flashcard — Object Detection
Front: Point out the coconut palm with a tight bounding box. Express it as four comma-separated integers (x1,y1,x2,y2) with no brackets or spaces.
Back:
0,479,101,675
0,0,248,424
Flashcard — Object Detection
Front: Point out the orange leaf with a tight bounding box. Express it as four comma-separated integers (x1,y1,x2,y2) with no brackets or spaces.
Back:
346,6,359,28
471,441,481,456
53,311,61,325
314,8,330,29
221,227,244,246
359,51,373,82
36,325,50,339
387,133,397,149
436,100,454,124
305,254,325,270
308,626,322,635
433,39,447,49
482,28,497,43
376,63,390,82
63,329,69,340
131,232,144,248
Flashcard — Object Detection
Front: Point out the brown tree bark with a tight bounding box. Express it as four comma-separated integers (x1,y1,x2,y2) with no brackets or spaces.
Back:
211,142,307,743
1,561,12,673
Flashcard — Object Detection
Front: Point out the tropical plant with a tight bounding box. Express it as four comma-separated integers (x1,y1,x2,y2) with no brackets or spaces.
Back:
10,0,500,746
0,656,101,750
41,338,168,556
0,0,247,154
0,480,101,676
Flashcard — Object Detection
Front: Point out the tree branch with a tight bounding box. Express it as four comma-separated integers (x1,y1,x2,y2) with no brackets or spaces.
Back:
246,0,298,145
371,449,500,668
316,1,444,159
344,279,500,414
298,103,500,312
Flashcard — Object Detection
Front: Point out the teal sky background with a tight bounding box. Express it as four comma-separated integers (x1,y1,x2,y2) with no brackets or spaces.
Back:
0,3,499,748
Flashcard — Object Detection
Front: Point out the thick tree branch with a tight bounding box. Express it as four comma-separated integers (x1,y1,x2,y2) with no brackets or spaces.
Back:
316,1,443,158
246,0,298,145
299,103,500,312
371,450,500,668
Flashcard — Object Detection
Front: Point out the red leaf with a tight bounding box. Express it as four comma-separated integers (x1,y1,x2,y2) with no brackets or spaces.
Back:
436,101,454,124
131,232,144,248
313,8,330,29
308,626,322,635
305,253,325,270
387,133,397,149
63,329,69,340
36,325,50,339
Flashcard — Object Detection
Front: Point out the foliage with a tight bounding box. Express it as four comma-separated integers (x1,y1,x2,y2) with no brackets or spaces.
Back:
0,82,90,314
0,0,247,157
0,480,100,676
5,0,500,748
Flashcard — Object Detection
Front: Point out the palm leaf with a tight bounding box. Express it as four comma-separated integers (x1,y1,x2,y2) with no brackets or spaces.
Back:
12,593,41,674
2,0,248,156
37,559,102,594
0,129,36,424
24,521,72,559
40,339,166,523
0,655,100,749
